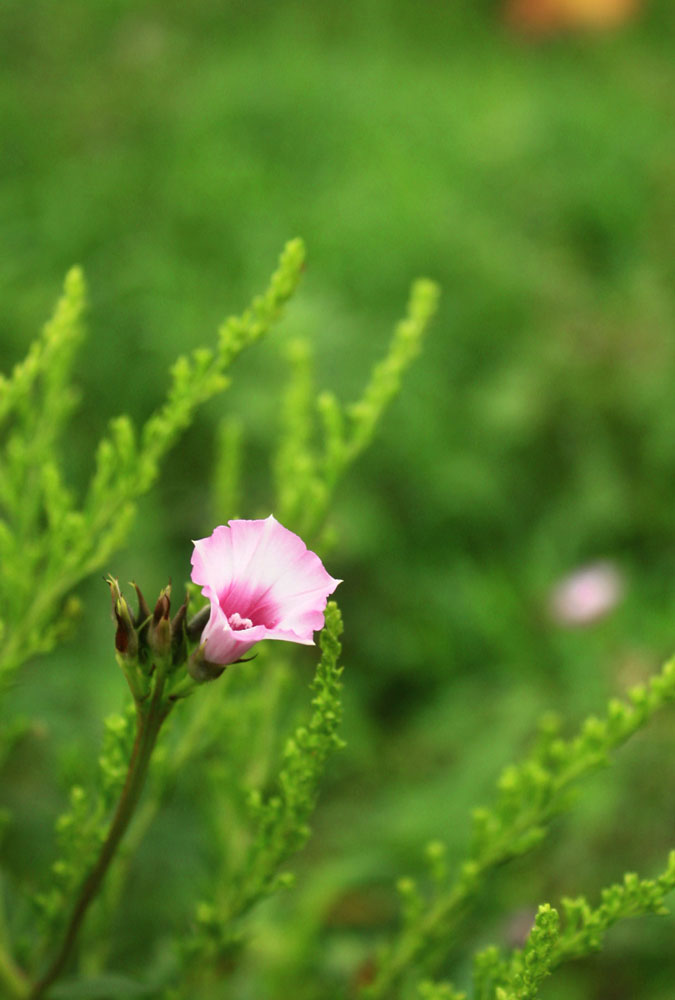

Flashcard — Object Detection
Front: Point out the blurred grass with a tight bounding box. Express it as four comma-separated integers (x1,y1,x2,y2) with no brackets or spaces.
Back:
2,1,675,996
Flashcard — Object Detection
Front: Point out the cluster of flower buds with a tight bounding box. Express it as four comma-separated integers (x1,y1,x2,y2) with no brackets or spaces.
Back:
108,578,198,702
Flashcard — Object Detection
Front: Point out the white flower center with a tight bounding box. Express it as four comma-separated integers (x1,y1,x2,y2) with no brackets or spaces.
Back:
228,611,253,630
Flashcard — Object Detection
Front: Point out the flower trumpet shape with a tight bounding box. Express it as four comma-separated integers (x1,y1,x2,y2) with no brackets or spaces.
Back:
190,516,341,668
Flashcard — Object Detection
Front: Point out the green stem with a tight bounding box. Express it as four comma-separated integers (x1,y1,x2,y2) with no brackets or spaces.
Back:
29,677,171,1000
0,943,29,999
0,874,29,998
74,684,221,976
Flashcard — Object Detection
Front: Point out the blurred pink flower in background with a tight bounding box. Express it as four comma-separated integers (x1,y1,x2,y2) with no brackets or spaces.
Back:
191,515,341,666
549,561,625,627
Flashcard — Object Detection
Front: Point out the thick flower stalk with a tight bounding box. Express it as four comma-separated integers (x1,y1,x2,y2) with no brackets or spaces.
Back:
189,515,341,678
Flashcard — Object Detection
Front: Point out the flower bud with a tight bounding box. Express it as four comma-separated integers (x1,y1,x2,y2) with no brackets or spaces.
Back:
170,596,188,667
107,576,146,702
108,577,138,661
187,644,226,684
186,605,210,642
132,582,151,646
148,584,172,666
108,576,200,696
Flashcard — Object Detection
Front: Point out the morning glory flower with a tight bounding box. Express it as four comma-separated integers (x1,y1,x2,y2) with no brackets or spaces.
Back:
190,515,341,669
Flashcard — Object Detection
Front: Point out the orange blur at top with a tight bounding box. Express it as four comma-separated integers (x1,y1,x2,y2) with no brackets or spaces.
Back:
505,0,642,34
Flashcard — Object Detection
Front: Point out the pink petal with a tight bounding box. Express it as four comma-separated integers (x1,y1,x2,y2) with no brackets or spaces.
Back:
191,516,341,665
191,524,237,600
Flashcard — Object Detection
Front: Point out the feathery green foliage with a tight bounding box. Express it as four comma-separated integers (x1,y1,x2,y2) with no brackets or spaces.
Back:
33,706,135,935
274,278,440,541
3,236,675,1000
474,851,675,1000
418,981,467,1000
0,243,435,999
2,8,674,997
0,267,87,678
183,601,344,972
0,257,436,1000
211,417,244,523
363,657,675,998
0,240,305,688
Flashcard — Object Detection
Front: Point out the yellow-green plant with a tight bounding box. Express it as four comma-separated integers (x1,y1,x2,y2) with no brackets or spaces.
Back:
362,661,675,1000
3,243,675,1000
0,244,439,999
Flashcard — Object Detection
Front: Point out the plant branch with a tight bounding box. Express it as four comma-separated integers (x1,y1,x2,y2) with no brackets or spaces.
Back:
0,944,28,999
362,657,675,998
0,873,29,998
29,676,172,999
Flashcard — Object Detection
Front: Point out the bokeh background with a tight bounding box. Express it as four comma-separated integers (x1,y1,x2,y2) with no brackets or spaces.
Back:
2,1,675,996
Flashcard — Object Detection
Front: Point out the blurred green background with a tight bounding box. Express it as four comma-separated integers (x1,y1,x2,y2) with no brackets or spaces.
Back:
2,0,675,996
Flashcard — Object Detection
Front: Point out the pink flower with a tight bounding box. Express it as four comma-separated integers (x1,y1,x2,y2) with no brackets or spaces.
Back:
549,561,625,627
190,515,341,666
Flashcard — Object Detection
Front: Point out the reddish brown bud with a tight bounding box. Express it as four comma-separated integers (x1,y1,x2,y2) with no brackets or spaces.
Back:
132,582,151,628
108,577,138,660
152,585,171,626
149,584,172,663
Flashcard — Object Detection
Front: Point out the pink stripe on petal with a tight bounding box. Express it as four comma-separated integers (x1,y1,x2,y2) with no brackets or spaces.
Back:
220,517,317,615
